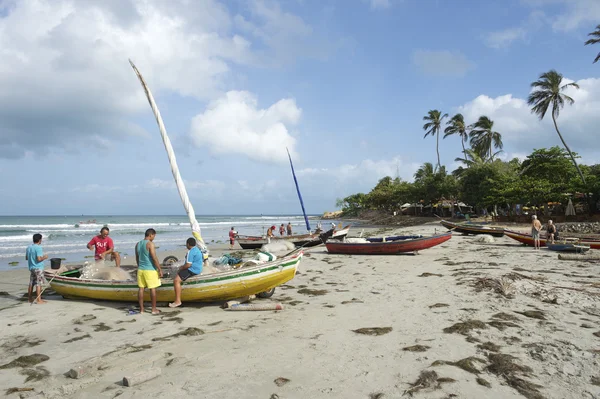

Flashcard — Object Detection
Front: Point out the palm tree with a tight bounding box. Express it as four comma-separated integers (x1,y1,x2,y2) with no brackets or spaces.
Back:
422,110,448,171
414,162,435,182
444,113,469,160
585,24,600,63
454,148,500,168
527,70,585,184
469,116,503,161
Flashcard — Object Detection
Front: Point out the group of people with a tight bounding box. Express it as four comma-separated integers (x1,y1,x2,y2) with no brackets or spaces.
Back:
530,215,558,249
26,226,204,314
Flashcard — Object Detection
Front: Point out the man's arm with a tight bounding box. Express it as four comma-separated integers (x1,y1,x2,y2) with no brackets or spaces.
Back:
148,242,162,277
135,243,140,267
87,237,96,251
36,248,48,263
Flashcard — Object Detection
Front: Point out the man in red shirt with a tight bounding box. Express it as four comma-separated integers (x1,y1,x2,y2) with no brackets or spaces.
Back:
228,227,237,249
87,227,121,267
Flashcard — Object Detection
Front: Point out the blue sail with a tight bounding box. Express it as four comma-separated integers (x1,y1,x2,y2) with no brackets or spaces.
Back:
287,148,311,232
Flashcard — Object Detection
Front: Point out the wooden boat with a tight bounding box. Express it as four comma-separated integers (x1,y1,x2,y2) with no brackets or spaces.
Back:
45,251,303,302
237,226,349,249
440,220,504,237
546,242,590,253
324,232,452,255
504,230,600,249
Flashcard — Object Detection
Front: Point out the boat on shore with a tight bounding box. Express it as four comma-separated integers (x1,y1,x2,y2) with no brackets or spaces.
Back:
504,230,600,249
324,232,452,255
46,251,303,302
236,226,348,249
546,241,590,253
440,220,505,237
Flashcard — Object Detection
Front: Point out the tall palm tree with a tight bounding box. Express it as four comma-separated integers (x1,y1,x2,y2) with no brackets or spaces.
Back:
585,24,600,63
469,116,503,161
414,162,435,182
422,110,448,171
454,148,501,168
444,113,469,160
527,70,585,184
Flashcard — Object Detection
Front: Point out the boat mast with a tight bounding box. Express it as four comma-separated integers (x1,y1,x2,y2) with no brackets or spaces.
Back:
287,148,311,232
129,60,208,255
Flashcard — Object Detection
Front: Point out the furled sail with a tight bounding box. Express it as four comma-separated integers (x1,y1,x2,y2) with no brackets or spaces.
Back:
129,60,208,255
287,148,311,232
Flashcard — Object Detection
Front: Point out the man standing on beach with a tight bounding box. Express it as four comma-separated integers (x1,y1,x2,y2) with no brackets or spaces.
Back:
279,224,285,236
286,222,292,236
169,237,203,308
26,233,48,304
531,215,542,250
267,225,276,243
87,227,121,267
135,228,163,314
229,227,237,249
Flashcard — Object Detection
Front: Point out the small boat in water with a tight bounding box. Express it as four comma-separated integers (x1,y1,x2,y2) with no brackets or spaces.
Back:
440,220,504,237
46,251,303,302
324,232,452,255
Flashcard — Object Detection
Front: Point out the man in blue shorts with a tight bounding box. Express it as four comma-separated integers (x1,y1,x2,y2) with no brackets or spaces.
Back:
26,233,49,304
169,237,203,308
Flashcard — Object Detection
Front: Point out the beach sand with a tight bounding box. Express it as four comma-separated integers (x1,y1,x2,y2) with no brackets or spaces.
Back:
1,222,599,398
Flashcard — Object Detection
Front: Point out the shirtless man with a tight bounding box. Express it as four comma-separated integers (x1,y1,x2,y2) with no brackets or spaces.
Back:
87,227,121,267
531,215,542,250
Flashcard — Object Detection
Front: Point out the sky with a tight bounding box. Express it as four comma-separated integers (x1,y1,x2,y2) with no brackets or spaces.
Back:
1,0,600,216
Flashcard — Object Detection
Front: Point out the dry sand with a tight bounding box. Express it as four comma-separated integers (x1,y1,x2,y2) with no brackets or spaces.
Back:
0,222,599,399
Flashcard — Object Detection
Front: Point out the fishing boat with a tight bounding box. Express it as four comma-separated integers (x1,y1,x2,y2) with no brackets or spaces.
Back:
440,220,504,237
45,251,302,302
546,241,590,253
504,230,600,249
324,232,452,255
236,225,350,249
47,61,303,302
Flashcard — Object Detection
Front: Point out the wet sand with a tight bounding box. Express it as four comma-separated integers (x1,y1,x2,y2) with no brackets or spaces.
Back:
0,222,599,398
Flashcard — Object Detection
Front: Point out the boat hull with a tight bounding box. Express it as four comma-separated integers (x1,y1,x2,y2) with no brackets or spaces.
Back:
46,252,302,302
440,220,504,237
325,233,452,255
236,227,348,249
504,230,600,249
546,243,590,253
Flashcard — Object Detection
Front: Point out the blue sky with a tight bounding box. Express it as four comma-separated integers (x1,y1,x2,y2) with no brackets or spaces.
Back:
1,0,599,215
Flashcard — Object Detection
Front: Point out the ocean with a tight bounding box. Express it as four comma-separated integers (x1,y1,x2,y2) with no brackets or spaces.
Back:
0,215,339,271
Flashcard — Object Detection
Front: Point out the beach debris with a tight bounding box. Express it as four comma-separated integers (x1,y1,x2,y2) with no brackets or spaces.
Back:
5,387,34,395
593,331,600,337
591,376,600,386
558,253,600,261
123,367,161,387
92,323,112,332
431,357,486,374
484,353,543,399
0,354,49,369
418,272,443,277
472,277,515,298
369,393,384,399
515,310,546,320
152,327,204,342
488,321,520,331
492,312,520,322
352,327,392,336
402,370,455,396
297,288,328,296
476,377,491,388
20,366,50,383
341,298,363,304
67,356,104,379
1,335,45,353
403,345,430,352
8,261,19,266
473,234,495,243
443,320,487,335
63,334,91,343
477,342,501,352
429,303,449,309
72,314,96,324
226,303,284,311
274,377,290,387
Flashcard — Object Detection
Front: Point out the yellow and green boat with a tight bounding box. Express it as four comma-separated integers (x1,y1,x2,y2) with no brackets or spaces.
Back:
45,251,302,302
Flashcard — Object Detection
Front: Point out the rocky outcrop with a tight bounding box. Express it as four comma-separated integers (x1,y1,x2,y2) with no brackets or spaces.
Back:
322,211,343,219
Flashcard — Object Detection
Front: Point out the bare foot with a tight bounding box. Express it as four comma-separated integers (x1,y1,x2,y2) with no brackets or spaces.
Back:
36,299,47,304
151,309,162,315
168,302,182,308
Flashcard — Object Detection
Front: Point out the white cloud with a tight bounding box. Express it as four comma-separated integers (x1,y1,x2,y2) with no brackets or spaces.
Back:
298,156,420,183
190,91,302,164
520,0,600,31
369,0,391,10
456,77,600,163
411,50,474,77
484,27,528,49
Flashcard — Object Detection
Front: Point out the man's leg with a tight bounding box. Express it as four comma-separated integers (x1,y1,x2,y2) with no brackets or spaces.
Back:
138,288,145,313
150,288,159,314
28,284,33,303
111,252,121,267
170,275,182,307
35,284,46,304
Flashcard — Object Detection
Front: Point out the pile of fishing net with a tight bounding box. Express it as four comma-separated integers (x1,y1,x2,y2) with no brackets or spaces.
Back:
213,254,242,266
79,262,133,281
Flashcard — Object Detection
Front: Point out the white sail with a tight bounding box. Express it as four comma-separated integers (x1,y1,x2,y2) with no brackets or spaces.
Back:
129,60,208,255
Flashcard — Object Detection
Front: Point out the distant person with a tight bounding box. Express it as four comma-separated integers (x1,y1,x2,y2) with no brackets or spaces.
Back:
316,221,322,232
26,233,48,304
87,227,121,267
546,220,557,244
169,237,203,308
279,224,285,236
286,222,292,236
331,222,336,230
229,227,237,249
531,215,542,250
135,228,163,314
267,225,276,243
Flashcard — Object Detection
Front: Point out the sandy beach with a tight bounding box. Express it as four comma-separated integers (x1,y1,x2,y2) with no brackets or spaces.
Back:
1,222,599,399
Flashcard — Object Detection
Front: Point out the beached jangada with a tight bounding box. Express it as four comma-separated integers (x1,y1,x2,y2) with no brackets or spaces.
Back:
43,61,303,302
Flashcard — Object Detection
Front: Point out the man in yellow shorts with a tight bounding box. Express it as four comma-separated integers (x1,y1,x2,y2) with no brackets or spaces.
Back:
135,228,163,314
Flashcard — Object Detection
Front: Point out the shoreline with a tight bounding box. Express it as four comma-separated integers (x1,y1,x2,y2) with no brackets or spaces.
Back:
1,222,599,398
